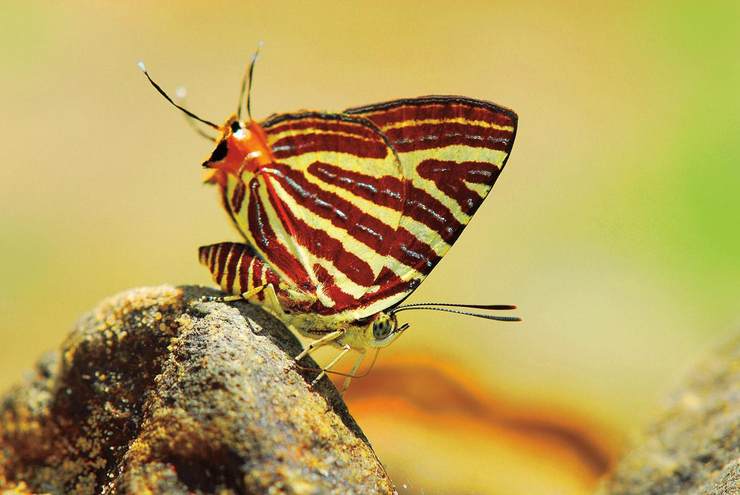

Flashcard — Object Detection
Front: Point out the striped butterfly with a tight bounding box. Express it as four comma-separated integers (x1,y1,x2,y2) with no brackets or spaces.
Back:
140,51,519,389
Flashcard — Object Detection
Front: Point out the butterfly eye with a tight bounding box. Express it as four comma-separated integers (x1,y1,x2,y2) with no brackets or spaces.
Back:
208,140,229,162
373,319,393,340
230,121,241,132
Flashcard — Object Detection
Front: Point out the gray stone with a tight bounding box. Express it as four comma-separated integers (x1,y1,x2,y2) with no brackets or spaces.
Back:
598,336,740,494
0,285,394,494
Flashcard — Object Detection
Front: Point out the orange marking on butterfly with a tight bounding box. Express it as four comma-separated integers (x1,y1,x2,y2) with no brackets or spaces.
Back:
206,120,275,182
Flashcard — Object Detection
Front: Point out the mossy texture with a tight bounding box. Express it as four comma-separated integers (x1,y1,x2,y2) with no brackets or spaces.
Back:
599,336,739,494
0,286,393,494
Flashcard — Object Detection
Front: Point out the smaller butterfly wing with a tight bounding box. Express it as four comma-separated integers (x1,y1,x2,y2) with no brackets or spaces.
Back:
344,96,518,313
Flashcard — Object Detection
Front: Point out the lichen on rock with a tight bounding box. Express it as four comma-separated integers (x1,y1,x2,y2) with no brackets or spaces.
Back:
0,285,394,494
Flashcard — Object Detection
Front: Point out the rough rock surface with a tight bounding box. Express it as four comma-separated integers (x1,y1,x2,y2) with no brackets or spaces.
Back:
0,285,394,494
599,336,739,494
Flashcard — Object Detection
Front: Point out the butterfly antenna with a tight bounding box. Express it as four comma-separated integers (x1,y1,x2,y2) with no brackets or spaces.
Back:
137,61,219,130
175,87,218,141
390,306,521,322
395,302,517,311
237,41,263,121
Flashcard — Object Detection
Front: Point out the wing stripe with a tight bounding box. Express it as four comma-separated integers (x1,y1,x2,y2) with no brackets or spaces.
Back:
265,115,393,160
381,117,512,132
391,226,442,271
221,245,232,288
307,161,405,211
198,245,209,266
404,184,463,242
238,252,250,293
207,243,219,274
271,133,389,160
266,118,382,139
252,253,263,290
216,244,232,286
268,190,377,288
247,179,312,286
417,159,501,214
359,267,420,304
225,244,240,292
312,264,358,314
384,123,513,152
344,96,516,127
265,164,398,254
231,180,246,214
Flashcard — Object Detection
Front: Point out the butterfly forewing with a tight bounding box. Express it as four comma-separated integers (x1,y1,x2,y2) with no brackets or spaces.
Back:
344,96,518,312
220,97,516,320
231,113,406,313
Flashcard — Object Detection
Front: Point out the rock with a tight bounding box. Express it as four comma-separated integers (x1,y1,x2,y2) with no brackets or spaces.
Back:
598,336,740,494
0,286,394,495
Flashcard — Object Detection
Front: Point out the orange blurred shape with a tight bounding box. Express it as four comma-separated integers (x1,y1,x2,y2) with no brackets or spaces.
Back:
339,355,622,495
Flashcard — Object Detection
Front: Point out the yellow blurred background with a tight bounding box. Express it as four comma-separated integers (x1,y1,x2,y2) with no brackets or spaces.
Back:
1,2,738,494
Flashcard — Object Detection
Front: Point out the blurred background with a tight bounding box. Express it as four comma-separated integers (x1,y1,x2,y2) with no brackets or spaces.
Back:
1,1,738,493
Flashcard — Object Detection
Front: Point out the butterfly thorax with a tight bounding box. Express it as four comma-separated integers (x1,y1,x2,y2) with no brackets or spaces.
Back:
282,310,403,350
283,311,355,338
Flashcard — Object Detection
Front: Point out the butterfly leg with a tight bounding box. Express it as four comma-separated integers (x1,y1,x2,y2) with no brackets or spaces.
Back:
212,282,289,322
216,284,267,302
341,350,366,393
261,283,287,318
311,344,351,385
295,329,345,361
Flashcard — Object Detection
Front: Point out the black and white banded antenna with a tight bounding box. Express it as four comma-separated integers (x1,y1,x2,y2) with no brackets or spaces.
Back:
390,302,521,322
137,61,220,130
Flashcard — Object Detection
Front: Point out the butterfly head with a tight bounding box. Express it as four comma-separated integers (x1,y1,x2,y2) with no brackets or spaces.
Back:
348,303,520,350
201,117,274,184
359,312,409,348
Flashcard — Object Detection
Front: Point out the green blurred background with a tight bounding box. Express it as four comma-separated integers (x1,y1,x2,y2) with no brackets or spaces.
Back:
1,1,738,493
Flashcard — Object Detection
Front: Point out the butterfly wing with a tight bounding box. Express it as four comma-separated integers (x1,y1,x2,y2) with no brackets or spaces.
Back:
344,96,518,313
222,98,516,319
234,112,407,314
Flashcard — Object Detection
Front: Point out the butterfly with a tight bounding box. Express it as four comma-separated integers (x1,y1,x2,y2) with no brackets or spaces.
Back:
139,50,519,389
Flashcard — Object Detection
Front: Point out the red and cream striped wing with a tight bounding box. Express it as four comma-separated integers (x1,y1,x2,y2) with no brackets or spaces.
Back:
344,96,518,313
239,112,406,313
